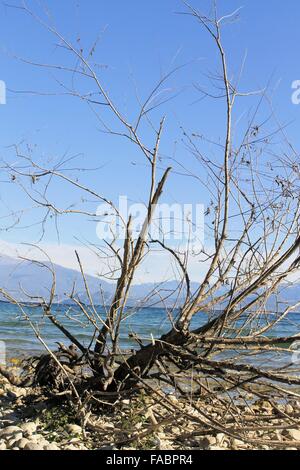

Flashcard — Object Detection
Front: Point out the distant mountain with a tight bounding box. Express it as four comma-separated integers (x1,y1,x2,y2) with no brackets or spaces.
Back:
0,254,299,310
0,254,112,303
87,280,199,308
0,254,192,306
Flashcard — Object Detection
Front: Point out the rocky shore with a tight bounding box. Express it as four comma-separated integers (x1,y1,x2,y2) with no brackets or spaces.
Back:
1,369,300,451
0,383,87,450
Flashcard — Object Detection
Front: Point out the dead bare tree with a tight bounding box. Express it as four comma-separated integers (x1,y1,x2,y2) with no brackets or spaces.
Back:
1,0,300,449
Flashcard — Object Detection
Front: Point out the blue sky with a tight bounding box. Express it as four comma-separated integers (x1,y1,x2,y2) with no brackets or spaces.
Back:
0,0,299,281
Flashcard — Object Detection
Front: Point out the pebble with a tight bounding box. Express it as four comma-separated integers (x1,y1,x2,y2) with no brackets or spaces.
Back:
284,429,300,441
65,424,82,435
259,401,273,413
121,399,130,406
285,404,294,415
168,395,178,404
3,374,300,452
216,433,226,445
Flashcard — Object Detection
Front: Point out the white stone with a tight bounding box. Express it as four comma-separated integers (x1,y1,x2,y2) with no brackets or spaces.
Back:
0,426,23,438
231,438,246,449
14,438,30,450
64,444,80,450
121,399,130,406
158,439,173,450
65,424,82,435
7,388,27,399
285,404,294,415
216,433,226,445
24,442,45,451
43,443,60,451
6,434,23,448
285,429,300,441
168,395,178,405
19,422,37,436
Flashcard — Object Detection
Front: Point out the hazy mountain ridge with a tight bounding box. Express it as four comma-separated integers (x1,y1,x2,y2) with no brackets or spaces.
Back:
0,254,299,309
0,254,192,306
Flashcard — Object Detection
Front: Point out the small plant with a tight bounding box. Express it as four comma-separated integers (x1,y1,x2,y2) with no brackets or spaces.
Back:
118,393,158,449
41,404,74,432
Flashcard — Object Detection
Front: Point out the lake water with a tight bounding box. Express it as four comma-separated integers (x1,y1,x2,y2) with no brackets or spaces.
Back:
0,302,300,367
0,302,190,356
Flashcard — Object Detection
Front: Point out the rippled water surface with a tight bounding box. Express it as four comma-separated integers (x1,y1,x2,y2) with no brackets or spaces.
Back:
0,302,299,366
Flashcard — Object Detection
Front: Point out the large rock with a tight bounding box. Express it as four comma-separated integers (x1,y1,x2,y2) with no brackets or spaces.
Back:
6,434,23,448
19,422,37,436
0,410,19,425
24,442,45,451
27,435,49,448
43,443,60,451
7,388,27,399
14,438,30,450
0,426,23,439
231,438,246,449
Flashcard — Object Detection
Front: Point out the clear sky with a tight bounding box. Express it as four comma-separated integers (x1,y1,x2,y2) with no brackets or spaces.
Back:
0,0,299,282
